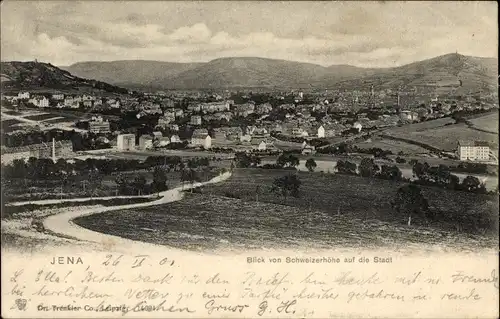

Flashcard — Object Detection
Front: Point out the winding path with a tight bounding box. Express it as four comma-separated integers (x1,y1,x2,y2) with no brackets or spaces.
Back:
42,172,232,252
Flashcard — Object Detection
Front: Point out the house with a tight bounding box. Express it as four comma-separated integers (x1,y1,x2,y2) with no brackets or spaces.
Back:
191,129,212,149
64,97,80,108
139,135,154,150
158,114,175,127
154,137,171,148
190,115,202,125
457,141,490,161
170,135,181,143
252,138,274,151
29,96,49,108
200,101,231,113
212,129,227,141
235,103,255,117
255,103,273,114
292,127,308,137
152,131,163,140
83,100,93,108
52,93,65,100
117,134,136,151
353,122,363,132
89,116,111,133
221,127,243,141
317,125,326,138
107,98,121,109
400,110,419,122
17,92,30,100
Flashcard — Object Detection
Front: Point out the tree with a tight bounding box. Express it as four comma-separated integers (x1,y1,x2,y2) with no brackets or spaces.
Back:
132,175,147,195
359,158,379,177
305,158,317,172
271,173,301,201
377,165,403,181
152,167,168,193
234,152,260,168
276,153,299,168
392,184,430,226
335,160,357,175
461,176,485,193
181,169,200,192
412,161,430,180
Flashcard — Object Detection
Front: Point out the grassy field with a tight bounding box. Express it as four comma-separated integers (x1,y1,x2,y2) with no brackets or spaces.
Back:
24,113,62,121
74,169,498,252
467,112,498,133
384,118,498,151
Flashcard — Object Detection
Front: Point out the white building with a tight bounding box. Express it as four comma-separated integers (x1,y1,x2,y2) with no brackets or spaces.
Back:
17,92,30,100
191,129,212,149
457,141,490,161
353,122,363,132
29,96,49,108
317,125,325,138
117,134,136,151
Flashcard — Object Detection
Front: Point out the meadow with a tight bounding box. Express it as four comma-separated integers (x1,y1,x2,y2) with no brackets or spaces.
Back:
467,112,499,134
354,137,430,155
24,113,61,121
383,117,498,151
74,169,498,252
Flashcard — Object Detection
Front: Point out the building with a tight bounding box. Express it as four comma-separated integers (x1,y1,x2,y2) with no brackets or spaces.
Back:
139,135,154,150
190,115,202,125
353,122,363,132
400,110,419,122
17,92,30,100
154,137,171,148
152,131,163,140
1,139,73,164
52,93,65,100
170,135,181,143
29,96,49,108
301,141,316,155
117,134,136,151
457,141,490,161
317,125,326,138
191,129,212,149
89,117,111,133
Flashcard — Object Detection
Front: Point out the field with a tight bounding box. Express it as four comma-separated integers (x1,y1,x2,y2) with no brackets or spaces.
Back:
355,137,430,155
467,112,498,133
74,169,498,252
24,113,63,121
383,117,498,151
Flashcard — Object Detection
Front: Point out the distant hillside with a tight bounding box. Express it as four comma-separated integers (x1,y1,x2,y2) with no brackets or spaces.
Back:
1,61,129,94
62,60,202,88
60,53,498,92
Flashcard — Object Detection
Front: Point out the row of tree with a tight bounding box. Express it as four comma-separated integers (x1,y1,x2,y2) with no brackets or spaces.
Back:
1,155,212,180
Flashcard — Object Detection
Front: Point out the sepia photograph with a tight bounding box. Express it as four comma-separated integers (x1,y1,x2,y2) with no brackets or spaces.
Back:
1,1,498,318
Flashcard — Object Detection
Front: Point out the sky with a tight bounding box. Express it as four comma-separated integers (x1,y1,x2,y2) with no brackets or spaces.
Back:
1,1,498,67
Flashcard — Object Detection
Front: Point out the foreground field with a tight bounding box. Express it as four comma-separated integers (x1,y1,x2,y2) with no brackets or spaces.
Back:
74,192,497,252
74,169,498,252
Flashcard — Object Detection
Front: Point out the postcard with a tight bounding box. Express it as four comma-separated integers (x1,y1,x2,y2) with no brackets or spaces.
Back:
1,1,498,318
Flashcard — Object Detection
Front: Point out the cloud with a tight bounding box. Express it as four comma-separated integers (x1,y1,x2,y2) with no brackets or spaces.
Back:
1,1,497,67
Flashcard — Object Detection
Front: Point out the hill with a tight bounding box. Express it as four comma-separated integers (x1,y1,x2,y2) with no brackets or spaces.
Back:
60,53,498,91
332,53,498,92
0,61,130,94
61,60,202,89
